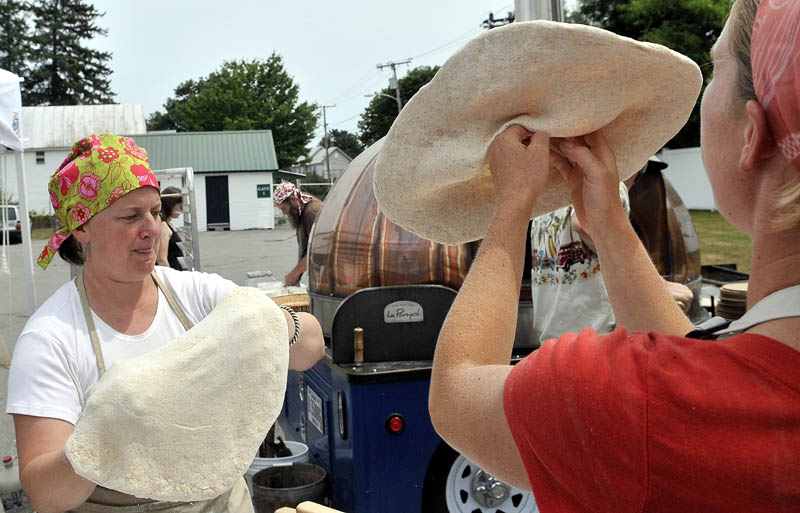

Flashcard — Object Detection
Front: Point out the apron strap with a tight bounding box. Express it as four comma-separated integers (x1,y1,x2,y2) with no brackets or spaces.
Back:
76,270,195,377
77,271,106,376
150,271,193,332
685,284,800,339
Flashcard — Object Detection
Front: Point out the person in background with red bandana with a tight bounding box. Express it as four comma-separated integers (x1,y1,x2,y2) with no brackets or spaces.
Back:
273,180,323,286
6,134,324,513
429,1,800,511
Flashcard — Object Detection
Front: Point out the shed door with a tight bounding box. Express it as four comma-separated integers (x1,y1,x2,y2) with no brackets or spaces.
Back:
205,176,230,226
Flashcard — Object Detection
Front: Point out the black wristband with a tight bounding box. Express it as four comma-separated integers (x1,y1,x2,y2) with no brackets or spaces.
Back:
280,305,301,346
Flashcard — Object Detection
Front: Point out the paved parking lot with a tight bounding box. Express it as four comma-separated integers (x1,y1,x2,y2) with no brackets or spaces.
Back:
0,224,301,456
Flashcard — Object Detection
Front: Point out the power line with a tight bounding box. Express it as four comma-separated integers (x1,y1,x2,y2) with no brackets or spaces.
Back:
317,3,517,134
410,26,482,60
323,68,382,104
324,73,387,105
329,113,360,127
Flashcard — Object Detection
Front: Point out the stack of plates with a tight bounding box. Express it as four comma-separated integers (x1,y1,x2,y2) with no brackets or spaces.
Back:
716,282,748,320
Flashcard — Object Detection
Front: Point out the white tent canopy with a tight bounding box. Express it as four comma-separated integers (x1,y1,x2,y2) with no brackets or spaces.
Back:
0,68,36,314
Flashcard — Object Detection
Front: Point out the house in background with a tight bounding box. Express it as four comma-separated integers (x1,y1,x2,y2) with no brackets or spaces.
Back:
1,104,146,214
134,130,302,231
291,146,352,182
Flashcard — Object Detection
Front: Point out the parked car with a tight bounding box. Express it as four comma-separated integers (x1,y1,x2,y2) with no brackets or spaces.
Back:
0,205,21,244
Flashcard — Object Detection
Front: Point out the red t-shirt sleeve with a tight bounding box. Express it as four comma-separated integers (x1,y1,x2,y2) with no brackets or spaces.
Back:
503,327,651,513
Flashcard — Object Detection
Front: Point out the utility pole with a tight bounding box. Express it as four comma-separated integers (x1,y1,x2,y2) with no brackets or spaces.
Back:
481,10,515,29
321,104,335,183
514,0,564,22
376,59,411,114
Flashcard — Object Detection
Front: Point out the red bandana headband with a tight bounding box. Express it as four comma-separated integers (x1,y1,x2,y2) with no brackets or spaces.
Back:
751,0,800,171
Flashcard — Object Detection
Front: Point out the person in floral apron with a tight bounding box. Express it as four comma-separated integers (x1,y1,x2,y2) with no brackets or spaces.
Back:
6,134,324,513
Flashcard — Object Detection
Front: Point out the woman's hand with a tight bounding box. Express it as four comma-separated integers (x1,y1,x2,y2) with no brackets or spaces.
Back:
487,125,551,215
664,280,694,313
551,131,628,240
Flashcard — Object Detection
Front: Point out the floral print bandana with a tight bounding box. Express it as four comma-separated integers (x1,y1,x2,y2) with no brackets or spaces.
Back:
273,180,313,205
37,133,159,270
751,0,800,171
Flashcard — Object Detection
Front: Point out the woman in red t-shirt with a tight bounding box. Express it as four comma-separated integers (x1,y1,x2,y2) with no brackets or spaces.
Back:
429,1,800,511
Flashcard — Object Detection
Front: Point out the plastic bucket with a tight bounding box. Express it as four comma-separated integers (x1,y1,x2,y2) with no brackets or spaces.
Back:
251,463,327,513
245,441,309,497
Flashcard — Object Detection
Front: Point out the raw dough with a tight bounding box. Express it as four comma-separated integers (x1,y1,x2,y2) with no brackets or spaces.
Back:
65,287,290,501
373,20,702,245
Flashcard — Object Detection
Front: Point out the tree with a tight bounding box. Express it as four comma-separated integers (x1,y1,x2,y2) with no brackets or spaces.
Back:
26,0,115,106
147,55,318,170
568,0,728,148
358,65,440,146
318,129,364,159
0,0,32,77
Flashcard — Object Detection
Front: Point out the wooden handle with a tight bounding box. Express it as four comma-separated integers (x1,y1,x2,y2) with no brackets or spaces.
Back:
353,327,364,363
296,501,346,513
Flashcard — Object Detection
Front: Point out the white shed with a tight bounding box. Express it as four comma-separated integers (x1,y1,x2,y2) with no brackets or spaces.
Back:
1,104,146,214
133,130,302,231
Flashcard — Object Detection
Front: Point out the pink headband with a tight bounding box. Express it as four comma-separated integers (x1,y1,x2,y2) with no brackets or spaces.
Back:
751,0,800,171
273,181,313,205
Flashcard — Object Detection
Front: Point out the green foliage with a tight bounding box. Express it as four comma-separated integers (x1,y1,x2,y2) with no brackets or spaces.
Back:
567,0,729,148
0,0,32,77
358,65,440,146
146,55,318,170
25,0,115,105
690,209,752,272
318,129,364,159
29,210,55,229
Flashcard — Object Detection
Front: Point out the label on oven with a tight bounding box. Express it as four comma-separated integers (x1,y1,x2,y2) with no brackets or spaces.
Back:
307,387,324,434
384,301,424,323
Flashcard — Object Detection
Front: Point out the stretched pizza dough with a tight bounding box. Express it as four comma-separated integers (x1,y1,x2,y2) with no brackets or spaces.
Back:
65,287,289,502
373,20,703,245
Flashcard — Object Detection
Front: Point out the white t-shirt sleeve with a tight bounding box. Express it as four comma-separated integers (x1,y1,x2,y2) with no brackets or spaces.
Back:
7,331,83,425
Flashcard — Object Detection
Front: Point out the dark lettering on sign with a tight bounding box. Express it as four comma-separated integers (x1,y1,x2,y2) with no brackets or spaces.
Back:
384,301,424,323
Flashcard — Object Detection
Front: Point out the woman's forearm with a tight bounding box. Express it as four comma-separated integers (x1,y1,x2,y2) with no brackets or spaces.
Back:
432,205,530,381
287,312,325,370
593,216,693,335
22,449,96,513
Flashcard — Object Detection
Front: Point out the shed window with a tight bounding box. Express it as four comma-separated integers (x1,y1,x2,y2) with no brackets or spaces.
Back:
35,151,45,165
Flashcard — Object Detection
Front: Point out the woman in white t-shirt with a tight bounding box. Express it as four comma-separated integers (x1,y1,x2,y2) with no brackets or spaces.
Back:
6,134,324,513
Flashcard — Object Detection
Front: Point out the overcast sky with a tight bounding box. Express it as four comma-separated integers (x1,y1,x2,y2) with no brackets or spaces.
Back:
90,0,575,145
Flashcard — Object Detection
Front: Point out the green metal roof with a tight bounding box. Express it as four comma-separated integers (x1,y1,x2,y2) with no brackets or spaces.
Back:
131,130,278,173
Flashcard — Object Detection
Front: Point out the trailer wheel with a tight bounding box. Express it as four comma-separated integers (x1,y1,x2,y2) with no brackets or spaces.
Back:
422,443,538,513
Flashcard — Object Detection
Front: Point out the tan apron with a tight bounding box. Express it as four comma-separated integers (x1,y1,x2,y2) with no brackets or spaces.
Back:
70,271,254,513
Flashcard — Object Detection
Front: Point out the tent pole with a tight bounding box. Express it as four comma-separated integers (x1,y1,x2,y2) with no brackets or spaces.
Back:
14,150,36,314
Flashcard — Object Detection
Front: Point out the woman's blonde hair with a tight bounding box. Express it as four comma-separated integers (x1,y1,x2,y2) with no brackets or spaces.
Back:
729,0,800,229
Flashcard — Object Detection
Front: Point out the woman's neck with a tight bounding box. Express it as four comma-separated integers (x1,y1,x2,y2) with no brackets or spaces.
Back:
747,223,800,307
81,264,158,334
743,226,800,351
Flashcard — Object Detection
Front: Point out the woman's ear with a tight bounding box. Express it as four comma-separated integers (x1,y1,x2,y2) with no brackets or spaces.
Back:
740,99,778,172
71,224,89,245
